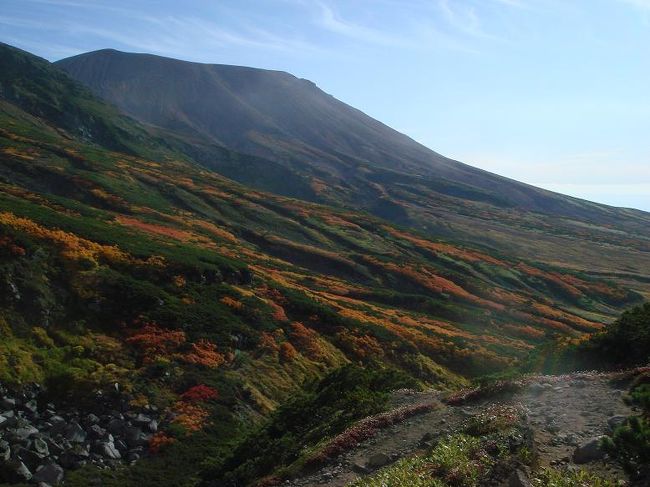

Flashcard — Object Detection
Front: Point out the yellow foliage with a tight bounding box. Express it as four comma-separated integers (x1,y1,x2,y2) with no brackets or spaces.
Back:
0,212,129,265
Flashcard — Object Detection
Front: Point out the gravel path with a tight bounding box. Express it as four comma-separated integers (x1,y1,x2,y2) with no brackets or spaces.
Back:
283,373,637,487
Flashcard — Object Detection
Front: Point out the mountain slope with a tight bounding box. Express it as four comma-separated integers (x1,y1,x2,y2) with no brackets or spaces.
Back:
53,49,606,216
0,41,643,485
55,49,650,294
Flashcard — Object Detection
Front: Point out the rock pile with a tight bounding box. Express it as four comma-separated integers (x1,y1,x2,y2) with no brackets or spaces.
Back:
0,383,160,485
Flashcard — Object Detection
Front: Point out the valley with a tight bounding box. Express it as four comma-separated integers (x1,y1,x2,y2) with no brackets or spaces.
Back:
0,42,648,486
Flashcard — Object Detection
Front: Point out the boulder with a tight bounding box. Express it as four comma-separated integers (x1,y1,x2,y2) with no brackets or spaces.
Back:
0,459,32,483
107,418,126,435
125,426,150,447
33,437,50,456
93,441,122,460
573,436,606,464
84,413,100,426
0,440,10,461
16,446,46,471
366,452,390,469
509,469,531,487
89,424,107,439
1,397,16,410
607,415,627,432
64,422,87,443
33,463,64,485
133,413,153,426
24,399,38,414
11,425,39,441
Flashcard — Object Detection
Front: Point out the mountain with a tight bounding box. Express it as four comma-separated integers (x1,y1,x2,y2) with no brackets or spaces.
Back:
0,42,645,485
55,49,650,295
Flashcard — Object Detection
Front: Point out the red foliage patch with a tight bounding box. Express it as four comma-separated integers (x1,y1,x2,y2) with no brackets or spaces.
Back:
181,384,219,403
148,432,175,454
307,403,435,467
126,322,186,364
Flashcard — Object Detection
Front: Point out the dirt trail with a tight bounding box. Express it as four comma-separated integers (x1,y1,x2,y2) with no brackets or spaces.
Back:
284,373,636,487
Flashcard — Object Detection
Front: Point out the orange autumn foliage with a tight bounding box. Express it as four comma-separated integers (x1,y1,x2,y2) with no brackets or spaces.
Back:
182,339,226,368
220,296,243,310
171,402,210,432
279,342,298,362
289,322,324,360
336,330,384,359
126,322,186,364
180,384,219,402
0,211,128,264
258,332,280,354
117,216,192,241
149,432,175,453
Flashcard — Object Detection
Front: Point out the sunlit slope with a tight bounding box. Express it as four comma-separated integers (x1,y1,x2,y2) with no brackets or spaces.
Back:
0,94,639,386
54,48,650,293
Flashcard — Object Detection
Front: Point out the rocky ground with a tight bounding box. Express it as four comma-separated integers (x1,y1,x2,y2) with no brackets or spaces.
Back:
0,383,160,485
283,372,641,487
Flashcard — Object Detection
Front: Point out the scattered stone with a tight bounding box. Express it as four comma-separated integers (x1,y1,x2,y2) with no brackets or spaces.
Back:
93,441,121,460
509,469,531,487
366,452,390,469
0,458,32,483
64,422,87,443
573,436,606,464
33,437,50,456
0,383,162,479
33,462,64,485
607,415,627,432
24,399,38,414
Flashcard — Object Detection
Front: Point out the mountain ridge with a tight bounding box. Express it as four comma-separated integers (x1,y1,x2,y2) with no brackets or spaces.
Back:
54,47,650,296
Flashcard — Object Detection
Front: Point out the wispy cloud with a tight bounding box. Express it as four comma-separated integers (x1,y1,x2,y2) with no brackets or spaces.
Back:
616,0,650,9
314,1,415,47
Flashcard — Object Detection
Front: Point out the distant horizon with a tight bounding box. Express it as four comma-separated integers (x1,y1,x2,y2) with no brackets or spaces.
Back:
3,0,649,211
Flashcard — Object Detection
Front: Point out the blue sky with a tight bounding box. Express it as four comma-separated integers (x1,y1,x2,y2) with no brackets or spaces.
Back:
2,0,650,211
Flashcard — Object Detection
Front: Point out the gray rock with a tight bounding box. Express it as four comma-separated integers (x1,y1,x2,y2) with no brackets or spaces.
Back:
352,461,370,474
64,422,87,443
16,446,46,471
45,438,64,456
125,426,150,447
84,413,100,426
366,452,390,469
573,436,606,464
126,451,140,463
89,424,107,439
107,418,125,435
24,399,38,414
147,419,158,433
115,439,128,452
133,413,153,426
33,463,64,485
93,441,121,460
0,439,10,461
0,458,32,482
33,437,50,456
607,415,627,432
11,424,39,440
509,469,531,487
1,397,16,410
59,452,85,470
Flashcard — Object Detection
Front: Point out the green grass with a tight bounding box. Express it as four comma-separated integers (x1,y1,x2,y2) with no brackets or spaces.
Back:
348,435,492,487
531,467,616,487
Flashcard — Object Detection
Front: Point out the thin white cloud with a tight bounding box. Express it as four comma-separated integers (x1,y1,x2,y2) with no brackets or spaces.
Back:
315,2,414,47
617,0,650,9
